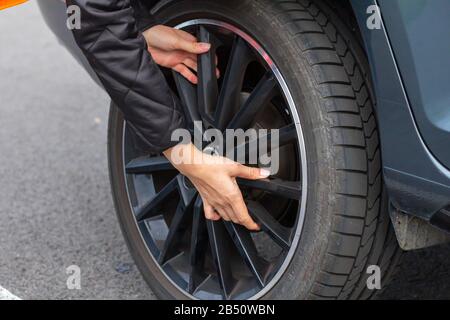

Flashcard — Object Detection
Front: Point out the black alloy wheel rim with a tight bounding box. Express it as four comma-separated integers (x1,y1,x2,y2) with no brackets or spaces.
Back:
122,20,308,300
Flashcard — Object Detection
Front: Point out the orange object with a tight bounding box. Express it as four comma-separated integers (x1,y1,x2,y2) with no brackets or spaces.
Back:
0,0,28,10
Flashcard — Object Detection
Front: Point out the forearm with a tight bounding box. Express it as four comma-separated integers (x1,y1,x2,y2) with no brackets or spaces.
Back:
66,0,185,153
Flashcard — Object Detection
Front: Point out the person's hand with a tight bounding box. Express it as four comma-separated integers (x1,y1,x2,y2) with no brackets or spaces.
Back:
142,25,219,84
163,143,270,231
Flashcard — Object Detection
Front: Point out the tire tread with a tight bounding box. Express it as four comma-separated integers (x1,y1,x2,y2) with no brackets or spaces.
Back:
269,0,402,299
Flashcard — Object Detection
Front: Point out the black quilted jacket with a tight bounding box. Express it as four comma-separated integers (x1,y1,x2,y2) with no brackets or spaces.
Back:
66,0,185,153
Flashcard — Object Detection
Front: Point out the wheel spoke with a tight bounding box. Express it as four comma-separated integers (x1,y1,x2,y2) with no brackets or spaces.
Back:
233,123,298,158
215,37,254,130
173,72,201,125
126,156,174,174
188,197,209,294
135,177,178,221
247,201,293,250
228,71,278,130
237,178,301,200
224,222,268,288
176,175,197,209
197,26,219,125
278,123,298,146
158,202,190,265
206,220,236,299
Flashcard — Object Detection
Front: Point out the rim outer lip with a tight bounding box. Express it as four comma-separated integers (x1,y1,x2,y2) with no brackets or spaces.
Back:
123,19,308,300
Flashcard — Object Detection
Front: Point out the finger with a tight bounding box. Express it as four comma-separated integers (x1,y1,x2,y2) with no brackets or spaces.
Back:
186,52,198,62
173,64,198,84
183,58,217,78
232,164,271,180
215,55,220,78
183,58,198,72
223,205,238,224
215,206,232,222
203,200,220,221
185,55,218,76
177,29,198,43
180,54,218,79
177,39,211,54
230,194,260,231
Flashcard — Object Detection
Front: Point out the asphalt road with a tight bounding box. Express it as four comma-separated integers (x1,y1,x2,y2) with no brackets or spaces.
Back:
0,1,448,300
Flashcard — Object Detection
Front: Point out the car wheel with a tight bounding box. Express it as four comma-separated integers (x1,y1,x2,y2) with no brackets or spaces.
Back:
108,0,402,300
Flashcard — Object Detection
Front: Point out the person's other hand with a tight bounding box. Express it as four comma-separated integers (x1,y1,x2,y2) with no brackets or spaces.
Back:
163,143,270,231
143,25,219,84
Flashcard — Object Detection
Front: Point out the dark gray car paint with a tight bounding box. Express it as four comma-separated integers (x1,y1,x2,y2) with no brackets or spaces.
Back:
350,0,450,223
378,0,450,170
37,0,450,225
37,0,100,85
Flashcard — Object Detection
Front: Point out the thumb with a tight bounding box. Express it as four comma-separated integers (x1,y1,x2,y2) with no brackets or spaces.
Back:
178,39,211,54
235,165,271,180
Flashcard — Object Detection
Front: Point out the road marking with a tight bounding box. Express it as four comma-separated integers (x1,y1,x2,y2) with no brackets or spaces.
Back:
0,286,21,300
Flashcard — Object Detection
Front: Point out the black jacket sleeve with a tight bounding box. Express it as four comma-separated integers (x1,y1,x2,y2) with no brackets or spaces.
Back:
66,0,185,153
130,0,158,32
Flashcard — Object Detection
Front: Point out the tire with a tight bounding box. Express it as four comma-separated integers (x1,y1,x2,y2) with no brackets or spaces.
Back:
108,0,402,300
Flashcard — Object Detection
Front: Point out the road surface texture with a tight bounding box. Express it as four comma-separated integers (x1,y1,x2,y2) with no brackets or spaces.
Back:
0,1,448,300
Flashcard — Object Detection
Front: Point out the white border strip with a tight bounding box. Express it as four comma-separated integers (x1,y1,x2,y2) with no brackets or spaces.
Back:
0,286,21,300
